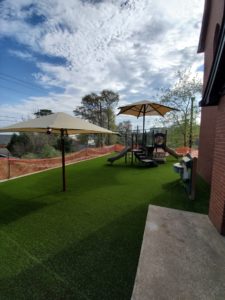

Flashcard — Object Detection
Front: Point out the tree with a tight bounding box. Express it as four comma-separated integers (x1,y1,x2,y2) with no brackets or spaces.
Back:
117,120,133,146
100,90,119,144
159,70,202,147
74,93,103,146
8,133,31,157
73,93,100,125
74,90,119,146
100,90,119,128
7,130,75,157
55,135,74,153
166,123,200,148
7,132,60,157
34,109,53,118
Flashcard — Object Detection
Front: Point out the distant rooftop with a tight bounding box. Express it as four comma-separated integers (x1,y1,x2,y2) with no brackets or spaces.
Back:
0,147,12,157
0,134,11,146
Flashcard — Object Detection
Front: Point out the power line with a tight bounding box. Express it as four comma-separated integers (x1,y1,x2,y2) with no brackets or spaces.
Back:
0,72,48,93
0,116,17,119
0,76,44,93
0,83,36,96
0,71,46,91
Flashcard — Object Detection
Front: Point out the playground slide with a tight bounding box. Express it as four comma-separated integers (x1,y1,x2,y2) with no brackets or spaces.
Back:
163,146,183,159
107,146,131,164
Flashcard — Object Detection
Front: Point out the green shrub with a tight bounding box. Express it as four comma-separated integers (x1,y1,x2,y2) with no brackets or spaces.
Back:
40,145,61,158
22,153,38,159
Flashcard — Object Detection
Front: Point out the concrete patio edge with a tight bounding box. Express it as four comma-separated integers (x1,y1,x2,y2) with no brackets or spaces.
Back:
132,205,225,300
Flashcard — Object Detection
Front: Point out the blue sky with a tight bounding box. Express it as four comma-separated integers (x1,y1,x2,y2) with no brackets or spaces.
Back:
0,0,204,128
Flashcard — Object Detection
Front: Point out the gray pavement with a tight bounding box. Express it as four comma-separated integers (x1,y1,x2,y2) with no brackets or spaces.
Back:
132,205,225,300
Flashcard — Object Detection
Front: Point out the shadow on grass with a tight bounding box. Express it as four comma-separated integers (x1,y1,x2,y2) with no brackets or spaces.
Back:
0,188,62,226
148,177,210,214
65,161,137,194
0,205,147,300
0,201,47,227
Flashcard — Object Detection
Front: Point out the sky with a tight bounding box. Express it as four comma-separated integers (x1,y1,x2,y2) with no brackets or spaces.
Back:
0,0,204,129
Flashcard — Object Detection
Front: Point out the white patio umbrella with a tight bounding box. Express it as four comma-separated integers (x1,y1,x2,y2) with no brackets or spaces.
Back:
118,100,179,132
117,100,179,144
0,112,116,191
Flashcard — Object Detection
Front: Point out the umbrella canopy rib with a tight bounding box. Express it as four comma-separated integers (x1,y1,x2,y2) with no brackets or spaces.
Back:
149,104,164,117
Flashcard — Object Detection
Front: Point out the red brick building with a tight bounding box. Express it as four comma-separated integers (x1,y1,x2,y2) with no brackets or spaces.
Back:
198,0,225,234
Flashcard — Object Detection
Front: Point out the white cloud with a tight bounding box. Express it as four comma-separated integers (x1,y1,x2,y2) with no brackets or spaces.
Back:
0,0,204,128
8,49,36,61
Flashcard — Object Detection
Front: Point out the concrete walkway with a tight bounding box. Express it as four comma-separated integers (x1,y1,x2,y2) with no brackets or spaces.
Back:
132,205,225,300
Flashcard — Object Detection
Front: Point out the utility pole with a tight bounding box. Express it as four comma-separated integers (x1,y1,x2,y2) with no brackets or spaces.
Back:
189,96,195,150
99,100,103,147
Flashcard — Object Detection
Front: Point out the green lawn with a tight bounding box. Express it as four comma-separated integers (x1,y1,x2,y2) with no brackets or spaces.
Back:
0,155,210,300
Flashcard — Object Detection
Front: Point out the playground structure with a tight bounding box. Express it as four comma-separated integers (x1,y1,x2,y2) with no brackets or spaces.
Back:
107,146,131,164
131,127,182,159
108,128,182,166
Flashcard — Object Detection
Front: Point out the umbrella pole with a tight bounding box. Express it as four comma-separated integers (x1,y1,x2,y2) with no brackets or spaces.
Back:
60,129,66,192
142,106,146,146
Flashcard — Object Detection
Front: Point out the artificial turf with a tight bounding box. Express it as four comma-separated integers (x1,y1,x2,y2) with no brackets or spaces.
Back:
0,155,210,300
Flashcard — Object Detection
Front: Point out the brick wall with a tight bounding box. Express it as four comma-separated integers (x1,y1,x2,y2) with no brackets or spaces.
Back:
208,97,225,234
198,103,225,234
198,0,225,234
198,106,217,183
